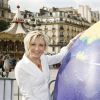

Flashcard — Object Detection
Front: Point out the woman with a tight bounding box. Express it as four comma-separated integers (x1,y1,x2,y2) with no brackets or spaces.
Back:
15,31,80,100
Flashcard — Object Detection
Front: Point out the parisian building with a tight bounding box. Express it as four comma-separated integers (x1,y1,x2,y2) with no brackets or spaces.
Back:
10,5,100,54
0,0,11,21
1,4,100,55
78,5,100,24
34,7,90,53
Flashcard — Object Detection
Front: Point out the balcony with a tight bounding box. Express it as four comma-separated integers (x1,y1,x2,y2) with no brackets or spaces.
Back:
57,41,66,46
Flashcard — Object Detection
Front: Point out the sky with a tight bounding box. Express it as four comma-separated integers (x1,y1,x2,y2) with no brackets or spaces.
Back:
8,0,100,13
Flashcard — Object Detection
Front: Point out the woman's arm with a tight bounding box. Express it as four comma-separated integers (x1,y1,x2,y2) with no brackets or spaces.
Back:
46,33,82,65
46,46,68,65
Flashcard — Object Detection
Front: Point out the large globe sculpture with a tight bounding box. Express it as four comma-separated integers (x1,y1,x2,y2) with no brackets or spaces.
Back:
54,21,100,100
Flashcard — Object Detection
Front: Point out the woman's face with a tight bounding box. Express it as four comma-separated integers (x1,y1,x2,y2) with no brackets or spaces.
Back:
28,36,46,59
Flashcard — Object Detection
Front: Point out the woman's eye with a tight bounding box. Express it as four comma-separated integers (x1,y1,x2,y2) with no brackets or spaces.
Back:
31,43,35,46
39,44,44,47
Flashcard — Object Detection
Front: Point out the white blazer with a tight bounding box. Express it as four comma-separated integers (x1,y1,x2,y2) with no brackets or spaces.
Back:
15,46,68,100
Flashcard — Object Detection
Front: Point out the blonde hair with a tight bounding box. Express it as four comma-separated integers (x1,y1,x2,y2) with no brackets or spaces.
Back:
24,31,49,55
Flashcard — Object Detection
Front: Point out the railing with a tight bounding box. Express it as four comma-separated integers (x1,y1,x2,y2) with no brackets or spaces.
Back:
49,80,56,99
0,78,15,100
0,78,56,100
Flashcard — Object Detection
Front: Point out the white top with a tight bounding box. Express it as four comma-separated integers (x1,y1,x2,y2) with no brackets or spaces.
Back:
15,46,68,100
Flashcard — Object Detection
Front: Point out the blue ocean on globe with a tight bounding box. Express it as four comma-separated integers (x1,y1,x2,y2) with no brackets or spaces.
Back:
53,21,100,100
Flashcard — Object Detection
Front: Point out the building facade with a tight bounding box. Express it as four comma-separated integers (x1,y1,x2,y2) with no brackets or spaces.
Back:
34,7,90,53
78,5,100,24
0,0,10,21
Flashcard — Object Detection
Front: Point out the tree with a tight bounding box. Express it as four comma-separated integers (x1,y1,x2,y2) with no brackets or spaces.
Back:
0,20,10,32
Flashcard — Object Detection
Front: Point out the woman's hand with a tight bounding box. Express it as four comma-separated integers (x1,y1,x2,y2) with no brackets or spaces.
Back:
70,32,82,43
67,32,82,49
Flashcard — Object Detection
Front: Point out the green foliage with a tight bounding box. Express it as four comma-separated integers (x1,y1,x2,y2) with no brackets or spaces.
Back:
0,20,10,32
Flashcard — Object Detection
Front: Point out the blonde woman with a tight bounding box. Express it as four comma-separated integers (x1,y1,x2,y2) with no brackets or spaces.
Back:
15,31,81,100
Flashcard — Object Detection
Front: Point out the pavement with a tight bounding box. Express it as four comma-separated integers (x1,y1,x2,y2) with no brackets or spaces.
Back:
0,68,58,100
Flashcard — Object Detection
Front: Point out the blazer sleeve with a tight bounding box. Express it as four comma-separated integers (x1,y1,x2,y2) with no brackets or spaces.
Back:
46,46,69,65
15,66,40,100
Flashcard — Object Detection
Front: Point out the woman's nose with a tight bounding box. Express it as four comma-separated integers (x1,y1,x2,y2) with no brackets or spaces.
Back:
35,45,39,50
